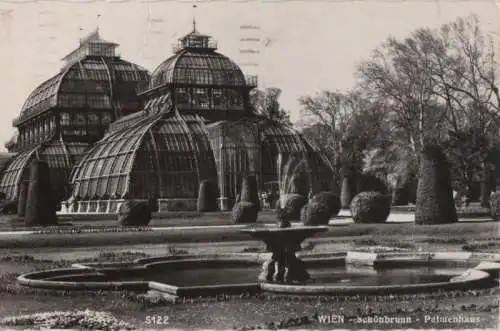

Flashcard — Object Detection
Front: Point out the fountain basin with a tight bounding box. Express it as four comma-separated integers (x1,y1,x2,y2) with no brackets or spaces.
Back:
17,251,500,300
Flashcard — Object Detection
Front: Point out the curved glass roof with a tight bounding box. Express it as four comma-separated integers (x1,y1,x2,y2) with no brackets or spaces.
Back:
0,141,90,200
15,57,149,126
148,50,246,90
70,112,217,200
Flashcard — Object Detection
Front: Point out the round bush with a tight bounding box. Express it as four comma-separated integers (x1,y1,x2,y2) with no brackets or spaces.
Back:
490,191,500,221
350,191,391,223
310,192,341,218
232,201,258,224
415,145,457,225
197,179,218,212
118,200,152,226
280,194,307,221
301,201,331,226
240,175,260,210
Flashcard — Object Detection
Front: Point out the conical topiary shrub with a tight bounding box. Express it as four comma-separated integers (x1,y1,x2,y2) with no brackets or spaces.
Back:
240,175,260,210
197,179,218,212
24,159,57,227
310,191,341,218
289,173,308,197
415,145,457,225
489,191,500,221
232,201,258,223
17,180,29,218
350,191,391,223
340,167,357,209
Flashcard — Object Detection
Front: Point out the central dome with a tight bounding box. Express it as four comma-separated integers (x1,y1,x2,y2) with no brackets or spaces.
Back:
148,31,247,90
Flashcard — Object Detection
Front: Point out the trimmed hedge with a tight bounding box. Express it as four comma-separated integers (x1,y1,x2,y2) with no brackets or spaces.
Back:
197,180,218,212
350,191,391,223
17,180,29,217
310,192,341,218
490,192,500,221
24,160,57,227
240,175,260,210
301,201,331,226
232,201,258,223
118,200,152,226
415,145,457,225
280,194,307,221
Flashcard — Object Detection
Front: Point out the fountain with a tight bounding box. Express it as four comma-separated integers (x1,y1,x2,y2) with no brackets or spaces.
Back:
240,226,328,283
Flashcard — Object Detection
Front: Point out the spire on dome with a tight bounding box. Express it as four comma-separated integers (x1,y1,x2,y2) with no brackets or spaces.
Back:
192,5,197,32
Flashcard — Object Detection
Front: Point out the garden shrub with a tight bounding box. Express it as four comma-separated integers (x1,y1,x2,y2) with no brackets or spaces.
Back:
490,191,500,221
196,179,218,212
240,175,260,210
24,159,57,227
275,207,291,228
0,199,17,214
340,167,357,209
289,173,308,197
301,201,331,226
357,172,389,194
310,191,341,218
280,193,307,221
415,145,457,225
232,201,258,223
118,200,152,226
350,191,391,223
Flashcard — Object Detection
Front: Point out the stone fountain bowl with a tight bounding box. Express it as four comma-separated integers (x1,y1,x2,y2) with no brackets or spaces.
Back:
17,251,500,300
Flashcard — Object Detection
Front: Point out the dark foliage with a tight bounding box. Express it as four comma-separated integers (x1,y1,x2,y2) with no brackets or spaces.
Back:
232,201,258,223
197,179,218,212
415,145,457,225
490,192,500,221
118,200,152,226
480,163,495,207
275,207,291,228
301,201,331,226
0,192,5,200
350,191,391,223
310,191,341,218
24,160,57,227
0,199,17,214
280,193,307,221
444,128,491,202
240,175,260,210
17,180,29,217
340,168,358,209
357,172,389,194
289,173,308,197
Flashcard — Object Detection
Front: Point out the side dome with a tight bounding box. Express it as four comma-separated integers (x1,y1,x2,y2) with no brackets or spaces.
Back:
13,31,150,126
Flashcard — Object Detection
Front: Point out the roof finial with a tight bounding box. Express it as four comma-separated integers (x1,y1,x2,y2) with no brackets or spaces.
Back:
96,13,101,34
192,4,197,32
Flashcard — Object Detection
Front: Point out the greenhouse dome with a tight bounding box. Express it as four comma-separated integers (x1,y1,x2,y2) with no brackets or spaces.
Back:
63,26,334,213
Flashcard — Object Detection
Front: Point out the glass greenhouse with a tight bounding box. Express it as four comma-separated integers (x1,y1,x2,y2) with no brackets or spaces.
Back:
0,26,334,213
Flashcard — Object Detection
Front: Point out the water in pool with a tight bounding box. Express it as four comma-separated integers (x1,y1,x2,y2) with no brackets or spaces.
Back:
59,265,466,287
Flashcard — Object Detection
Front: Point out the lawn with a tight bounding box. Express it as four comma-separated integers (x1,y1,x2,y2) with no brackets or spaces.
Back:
0,211,498,329
0,248,498,330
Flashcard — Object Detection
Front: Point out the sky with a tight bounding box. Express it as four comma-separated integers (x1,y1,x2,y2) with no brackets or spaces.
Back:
0,0,499,151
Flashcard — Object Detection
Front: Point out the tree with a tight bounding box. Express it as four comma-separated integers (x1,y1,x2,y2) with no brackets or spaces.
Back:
250,88,291,125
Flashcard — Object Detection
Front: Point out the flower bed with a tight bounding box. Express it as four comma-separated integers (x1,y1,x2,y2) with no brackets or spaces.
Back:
0,309,135,330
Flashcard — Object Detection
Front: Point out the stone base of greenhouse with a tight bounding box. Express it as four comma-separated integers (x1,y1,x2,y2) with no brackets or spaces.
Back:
60,198,198,214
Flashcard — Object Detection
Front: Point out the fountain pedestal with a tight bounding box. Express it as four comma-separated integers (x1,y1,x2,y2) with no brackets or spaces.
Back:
241,226,328,284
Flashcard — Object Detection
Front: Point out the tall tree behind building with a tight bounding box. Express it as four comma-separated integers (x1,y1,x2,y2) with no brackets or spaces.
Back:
250,88,291,125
